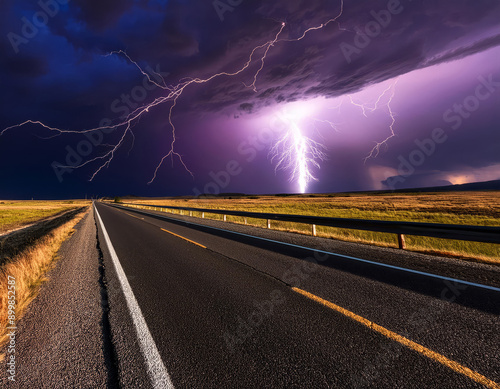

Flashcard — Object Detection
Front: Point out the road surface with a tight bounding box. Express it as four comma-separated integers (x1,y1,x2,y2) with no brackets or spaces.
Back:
3,202,499,388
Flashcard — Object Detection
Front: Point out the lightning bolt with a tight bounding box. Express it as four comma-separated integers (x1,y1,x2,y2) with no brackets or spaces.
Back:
271,115,326,194
105,50,171,90
1,22,288,182
279,0,345,42
347,79,399,161
315,98,345,131
313,118,342,132
1,2,346,188
275,76,399,193
274,77,399,192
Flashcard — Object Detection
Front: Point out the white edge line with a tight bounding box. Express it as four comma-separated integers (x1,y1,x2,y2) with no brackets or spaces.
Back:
94,204,175,389
115,204,500,293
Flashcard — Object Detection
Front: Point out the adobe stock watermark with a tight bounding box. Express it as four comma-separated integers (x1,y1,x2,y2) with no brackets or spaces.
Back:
6,275,17,382
223,250,329,353
192,111,288,197
51,65,170,183
385,73,500,190
213,0,243,22
7,0,69,54
340,0,408,64
223,289,286,353
351,279,467,388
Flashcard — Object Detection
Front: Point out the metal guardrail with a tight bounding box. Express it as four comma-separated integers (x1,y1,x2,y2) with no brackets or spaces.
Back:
117,202,500,249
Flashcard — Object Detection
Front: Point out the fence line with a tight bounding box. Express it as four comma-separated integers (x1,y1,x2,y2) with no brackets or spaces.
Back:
114,202,500,249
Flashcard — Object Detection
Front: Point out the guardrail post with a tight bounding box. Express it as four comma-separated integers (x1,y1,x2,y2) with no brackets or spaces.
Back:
121,204,500,246
190,211,192,217
223,215,227,222
398,234,406,250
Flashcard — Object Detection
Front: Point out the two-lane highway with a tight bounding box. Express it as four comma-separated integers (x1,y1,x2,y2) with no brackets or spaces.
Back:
94,202,500,388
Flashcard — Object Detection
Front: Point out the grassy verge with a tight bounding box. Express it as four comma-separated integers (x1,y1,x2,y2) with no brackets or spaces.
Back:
0,207,89,361
0,200,90,234
125,192,500,264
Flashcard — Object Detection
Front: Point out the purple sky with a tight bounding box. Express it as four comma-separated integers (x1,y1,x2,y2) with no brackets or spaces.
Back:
1,0,499,198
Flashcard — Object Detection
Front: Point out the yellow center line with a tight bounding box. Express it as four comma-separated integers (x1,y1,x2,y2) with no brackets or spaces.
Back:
292,287,500,389
123,212,145,221
160,228,206,249
121,210,206,248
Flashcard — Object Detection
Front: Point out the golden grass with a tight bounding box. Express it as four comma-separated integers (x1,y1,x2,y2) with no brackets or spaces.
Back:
0,200,90,234
0,207,89,362
123,192,500,264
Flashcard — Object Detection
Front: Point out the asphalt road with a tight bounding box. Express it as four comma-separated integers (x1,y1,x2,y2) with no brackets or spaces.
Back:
3,203,499,388
94,202,500,388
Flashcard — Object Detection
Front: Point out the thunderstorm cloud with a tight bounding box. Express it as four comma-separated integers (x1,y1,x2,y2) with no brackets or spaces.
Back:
1,0,499,197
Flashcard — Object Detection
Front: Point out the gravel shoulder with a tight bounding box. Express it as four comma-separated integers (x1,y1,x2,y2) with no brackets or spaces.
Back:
0,208,108,388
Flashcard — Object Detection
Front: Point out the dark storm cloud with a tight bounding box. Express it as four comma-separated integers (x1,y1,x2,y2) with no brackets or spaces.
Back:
0,49,47,78
1,0,500,197
6,0,499,117
71,0,135,31
382,173,452,190
193,0,500,112
424,34,500,68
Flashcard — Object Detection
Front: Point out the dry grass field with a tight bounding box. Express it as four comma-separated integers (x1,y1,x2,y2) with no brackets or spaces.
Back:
0,200,90,234
125,191,500,264
0,204,89,361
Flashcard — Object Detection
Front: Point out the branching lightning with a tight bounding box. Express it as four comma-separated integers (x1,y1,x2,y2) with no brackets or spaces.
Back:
272,77,400,192
271,112,327,194
0,0,401,194
348,79,399,161
1,21,290,183
267,73,399,192
313,118,342,132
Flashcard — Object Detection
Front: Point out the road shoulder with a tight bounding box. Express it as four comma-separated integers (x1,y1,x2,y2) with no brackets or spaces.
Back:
0,208,107,387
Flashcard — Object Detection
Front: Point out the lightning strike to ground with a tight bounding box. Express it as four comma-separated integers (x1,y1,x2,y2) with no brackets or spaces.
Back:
271,116,327,194
0,1,356,193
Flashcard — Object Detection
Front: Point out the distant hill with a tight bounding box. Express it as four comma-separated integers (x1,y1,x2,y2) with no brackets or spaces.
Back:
392,179,500,193
107,180,500,200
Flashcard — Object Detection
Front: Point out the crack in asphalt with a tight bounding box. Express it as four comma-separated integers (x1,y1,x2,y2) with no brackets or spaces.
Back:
95,213,121,389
